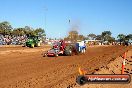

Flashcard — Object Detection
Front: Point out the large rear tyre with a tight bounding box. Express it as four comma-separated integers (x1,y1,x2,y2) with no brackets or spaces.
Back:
64,45,73,56
64,49,72,56
68,49,72,56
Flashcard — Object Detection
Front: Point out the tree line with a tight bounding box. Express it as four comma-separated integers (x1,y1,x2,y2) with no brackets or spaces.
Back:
0,21,46,37
0,21,131,43
64,30,132,43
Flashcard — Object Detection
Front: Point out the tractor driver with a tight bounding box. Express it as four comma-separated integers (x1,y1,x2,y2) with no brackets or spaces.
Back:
53,42,59,50
59,40,66,51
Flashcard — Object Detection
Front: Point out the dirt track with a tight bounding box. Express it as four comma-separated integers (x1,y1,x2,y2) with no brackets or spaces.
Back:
0,45,131,88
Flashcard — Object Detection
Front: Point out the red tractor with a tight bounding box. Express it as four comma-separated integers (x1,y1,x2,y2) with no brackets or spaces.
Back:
43,40,74,57
43,40,86,57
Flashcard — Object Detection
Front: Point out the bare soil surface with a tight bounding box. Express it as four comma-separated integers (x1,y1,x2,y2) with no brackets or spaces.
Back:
0,45,131,88
74,49,132,88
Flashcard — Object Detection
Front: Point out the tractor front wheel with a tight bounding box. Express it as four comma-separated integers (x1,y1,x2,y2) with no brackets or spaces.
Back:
37,42,41,47
31,44,34,48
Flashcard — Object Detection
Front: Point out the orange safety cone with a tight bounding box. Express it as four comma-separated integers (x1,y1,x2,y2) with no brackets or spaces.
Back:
79,67,87,75
79,67,83,75
121,52,127,74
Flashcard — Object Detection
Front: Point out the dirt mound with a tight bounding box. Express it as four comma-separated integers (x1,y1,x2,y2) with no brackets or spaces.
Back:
0,45,131,88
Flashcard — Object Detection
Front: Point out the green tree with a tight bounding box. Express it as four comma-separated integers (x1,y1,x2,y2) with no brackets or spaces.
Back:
108,36,115,43
87,33,96,40
95,35,102,40
0,21,12,35
34,28,46,37
101,31,112,41
125,34,132,40
78,35,85,40
24,26,33,37
117,34,126,44
12,28,25,36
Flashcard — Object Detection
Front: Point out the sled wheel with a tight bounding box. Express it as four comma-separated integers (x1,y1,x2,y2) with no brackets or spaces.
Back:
43,53,47,57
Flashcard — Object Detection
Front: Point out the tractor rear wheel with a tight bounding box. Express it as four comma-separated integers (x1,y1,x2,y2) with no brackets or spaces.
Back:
64,45,73,56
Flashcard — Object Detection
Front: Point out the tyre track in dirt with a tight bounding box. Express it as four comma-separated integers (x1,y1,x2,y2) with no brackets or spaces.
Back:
0,45,131,88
